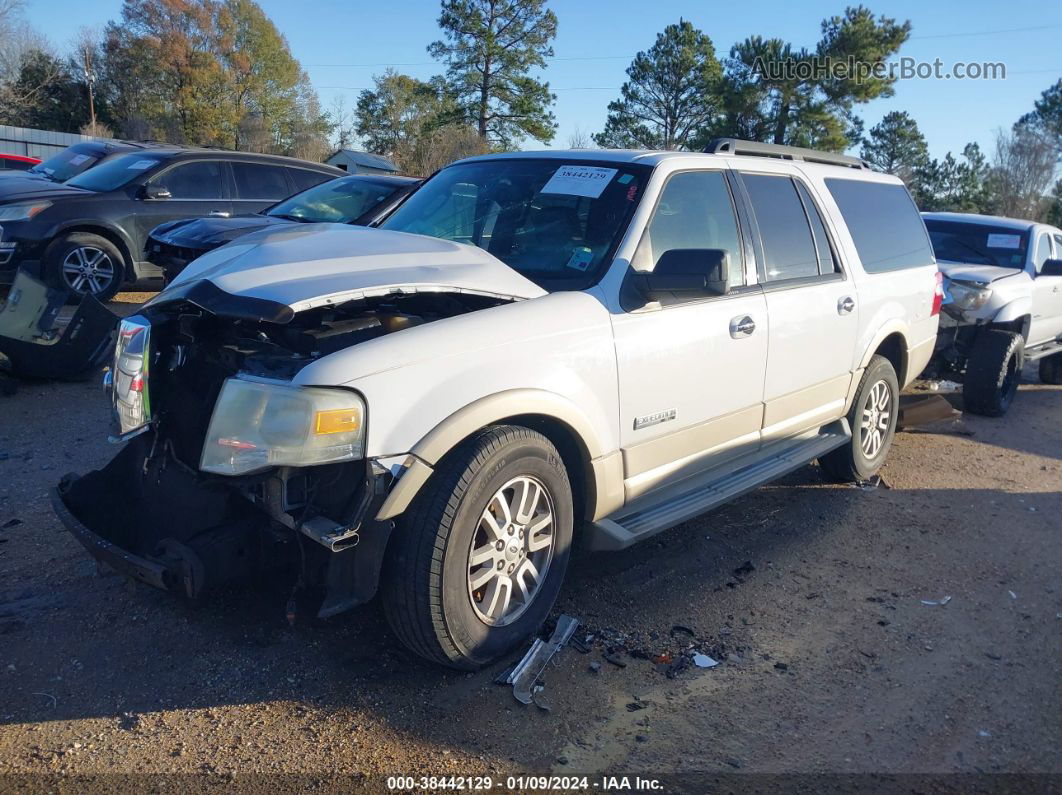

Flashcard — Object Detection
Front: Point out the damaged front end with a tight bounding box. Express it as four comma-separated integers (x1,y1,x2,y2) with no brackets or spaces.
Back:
0,270,118,382
53,279,511,616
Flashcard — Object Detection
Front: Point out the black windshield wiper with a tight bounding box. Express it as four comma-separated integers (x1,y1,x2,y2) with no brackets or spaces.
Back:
270,213,313,223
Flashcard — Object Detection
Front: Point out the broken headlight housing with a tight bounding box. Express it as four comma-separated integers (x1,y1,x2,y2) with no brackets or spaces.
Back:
200,377,365,476
947,280,992,311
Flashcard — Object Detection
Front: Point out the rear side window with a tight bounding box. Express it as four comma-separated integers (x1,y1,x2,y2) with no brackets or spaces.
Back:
155,161,224,199
826,178,934,272
742,174,820,281
794,180,838,274
233,163,290,200
289,168,332,192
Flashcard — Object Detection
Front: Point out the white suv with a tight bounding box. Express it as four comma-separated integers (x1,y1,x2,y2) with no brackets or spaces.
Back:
54,140,941,668
922,212,1062,415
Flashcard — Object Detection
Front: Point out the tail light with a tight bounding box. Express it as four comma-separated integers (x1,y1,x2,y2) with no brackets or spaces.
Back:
931,271,944,316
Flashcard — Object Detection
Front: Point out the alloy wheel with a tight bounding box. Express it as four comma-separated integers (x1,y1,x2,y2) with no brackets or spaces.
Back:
467,475,555,627
860,379,892,459
62,246,115,296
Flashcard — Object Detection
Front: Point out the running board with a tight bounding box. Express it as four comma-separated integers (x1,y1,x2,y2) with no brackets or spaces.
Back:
586,420,851,551
1024,338,1062,362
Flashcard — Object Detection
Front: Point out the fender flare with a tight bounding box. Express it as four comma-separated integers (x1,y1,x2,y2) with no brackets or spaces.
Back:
375,388,621,521
857,319,909,372
991,298,1032,332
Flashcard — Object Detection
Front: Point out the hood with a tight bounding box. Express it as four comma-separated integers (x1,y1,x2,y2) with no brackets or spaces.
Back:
0,179,90,203
937,261,1025,285
165,223,546,311
151,214,289,249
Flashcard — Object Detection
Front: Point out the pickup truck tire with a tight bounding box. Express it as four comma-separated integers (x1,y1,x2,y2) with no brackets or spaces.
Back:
818,355,899,483
381,425,574,670
44,232,125,303
963,330,1023,416
1039,352,1062,385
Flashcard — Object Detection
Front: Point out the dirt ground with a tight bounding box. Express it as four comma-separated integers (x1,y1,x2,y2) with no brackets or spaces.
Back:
0,292,1060,789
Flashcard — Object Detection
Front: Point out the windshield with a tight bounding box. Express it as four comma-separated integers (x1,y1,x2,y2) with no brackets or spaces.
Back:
67,153,167,192
28,145,105,182
924,219,1029,268
380,159,650,290
267,176,401,224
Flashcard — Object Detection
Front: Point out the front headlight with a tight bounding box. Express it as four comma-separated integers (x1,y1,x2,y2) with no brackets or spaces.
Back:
0,201,52,222
947,280,992,311
200,377,365,475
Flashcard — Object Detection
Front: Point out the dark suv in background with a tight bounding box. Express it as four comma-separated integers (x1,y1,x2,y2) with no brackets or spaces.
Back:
0,147,343,300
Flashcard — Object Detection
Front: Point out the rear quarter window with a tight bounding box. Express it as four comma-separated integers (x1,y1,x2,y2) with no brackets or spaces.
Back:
825,178,934,273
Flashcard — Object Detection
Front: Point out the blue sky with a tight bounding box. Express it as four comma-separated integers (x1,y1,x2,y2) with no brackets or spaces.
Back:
21,0,1062,159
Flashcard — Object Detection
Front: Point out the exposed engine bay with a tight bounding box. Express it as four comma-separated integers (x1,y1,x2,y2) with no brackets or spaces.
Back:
54,286,514,617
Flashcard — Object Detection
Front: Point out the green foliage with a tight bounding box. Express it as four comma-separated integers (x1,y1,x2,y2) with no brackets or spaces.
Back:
0,50,104,132
705,7,909,152
860,110,928,184
1019,79,1062,142
1045,179,1062,228
87,0,329,157
428,0,557,147
594,20,722,150
912,143,994,214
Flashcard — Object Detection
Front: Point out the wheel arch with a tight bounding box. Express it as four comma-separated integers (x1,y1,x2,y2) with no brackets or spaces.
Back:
376,389,623,524
46,223,135,279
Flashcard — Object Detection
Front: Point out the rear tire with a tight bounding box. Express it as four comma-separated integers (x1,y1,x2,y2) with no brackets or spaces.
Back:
381,425,573,669
819,355,899,483
44,232,125,303
963,330,1023,416
1039,351,1062,385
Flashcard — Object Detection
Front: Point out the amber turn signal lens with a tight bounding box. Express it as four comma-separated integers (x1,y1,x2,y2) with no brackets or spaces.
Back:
314,408,362,435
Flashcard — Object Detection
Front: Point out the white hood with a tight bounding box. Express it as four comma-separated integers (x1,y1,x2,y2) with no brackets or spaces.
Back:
167,223,546,311
937,260,1025,285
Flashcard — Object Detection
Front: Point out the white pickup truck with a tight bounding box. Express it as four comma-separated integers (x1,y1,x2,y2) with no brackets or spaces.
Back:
54,141,941,668
922,212,1062,415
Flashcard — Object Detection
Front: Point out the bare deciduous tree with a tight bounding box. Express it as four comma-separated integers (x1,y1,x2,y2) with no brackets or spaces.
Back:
567,126,593,149
992,125,1059,220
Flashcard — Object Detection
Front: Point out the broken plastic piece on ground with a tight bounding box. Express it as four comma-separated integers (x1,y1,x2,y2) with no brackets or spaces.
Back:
927,379,962,393
692,653,719,668
898,394,961,429
603,650,627,668
921,595,952,606
852,474,890,491
0,270,118,380
506,614,579,705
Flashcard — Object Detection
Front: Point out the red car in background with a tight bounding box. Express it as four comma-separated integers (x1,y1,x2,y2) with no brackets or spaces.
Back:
0,153,41,171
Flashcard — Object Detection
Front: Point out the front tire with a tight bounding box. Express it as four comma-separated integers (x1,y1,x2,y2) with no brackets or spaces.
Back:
381,426,573,669
1039,351,1062,385
819,354,899,482
963,329,1023,416
45,232,125,302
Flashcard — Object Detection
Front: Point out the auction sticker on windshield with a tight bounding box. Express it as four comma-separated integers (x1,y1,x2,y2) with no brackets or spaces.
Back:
541,165,617,199
986,233,1021,249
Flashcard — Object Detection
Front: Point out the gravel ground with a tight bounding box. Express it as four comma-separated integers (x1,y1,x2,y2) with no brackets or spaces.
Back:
0,292,1059,788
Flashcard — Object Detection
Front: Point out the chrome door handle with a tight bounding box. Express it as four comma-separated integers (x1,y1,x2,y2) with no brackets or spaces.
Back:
730,315,756,338
838,296,855,315
209,210,230,218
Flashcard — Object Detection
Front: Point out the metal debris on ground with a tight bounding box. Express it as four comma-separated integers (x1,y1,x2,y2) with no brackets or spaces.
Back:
920,595,952,606
852,474,890,491
897,394,961,430
505,614,579,706
692,653,719,668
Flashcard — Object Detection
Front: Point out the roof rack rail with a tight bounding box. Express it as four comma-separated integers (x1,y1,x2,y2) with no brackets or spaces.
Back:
703,138,868,170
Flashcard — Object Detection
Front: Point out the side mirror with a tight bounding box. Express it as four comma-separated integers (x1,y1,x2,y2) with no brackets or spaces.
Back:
640,249,730,299
1040,258,1062,277
141,184,171,201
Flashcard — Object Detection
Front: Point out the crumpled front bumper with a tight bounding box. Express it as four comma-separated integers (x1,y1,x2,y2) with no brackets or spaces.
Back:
51,484,170,590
